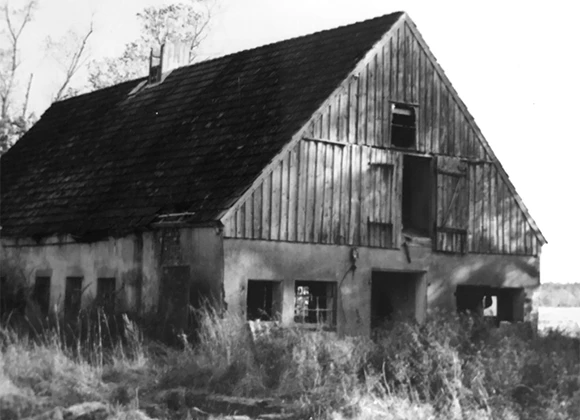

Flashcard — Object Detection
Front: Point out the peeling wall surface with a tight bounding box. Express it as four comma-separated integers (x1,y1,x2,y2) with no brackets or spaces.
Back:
0,227,224,318
223,238,540,336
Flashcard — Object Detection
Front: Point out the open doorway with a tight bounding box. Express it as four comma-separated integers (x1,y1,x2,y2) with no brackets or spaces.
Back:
371,271,426,330
402,155,432,237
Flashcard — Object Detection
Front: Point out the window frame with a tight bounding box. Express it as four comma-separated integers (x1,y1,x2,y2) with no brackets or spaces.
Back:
293,280,337,329
246,279,282,321
389,102,418,150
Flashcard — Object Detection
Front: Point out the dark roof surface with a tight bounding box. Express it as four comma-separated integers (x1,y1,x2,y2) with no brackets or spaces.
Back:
0,12,402,238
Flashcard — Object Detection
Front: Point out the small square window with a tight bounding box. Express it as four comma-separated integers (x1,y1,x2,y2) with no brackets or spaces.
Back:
391,103,416,148
247,280,281,321
294,281,336,327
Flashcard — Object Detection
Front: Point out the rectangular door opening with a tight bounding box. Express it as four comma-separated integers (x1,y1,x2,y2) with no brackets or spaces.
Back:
402,155,432,237
371,271,426,330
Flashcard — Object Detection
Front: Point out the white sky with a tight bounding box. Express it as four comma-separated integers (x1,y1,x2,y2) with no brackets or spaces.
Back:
7,0,579,283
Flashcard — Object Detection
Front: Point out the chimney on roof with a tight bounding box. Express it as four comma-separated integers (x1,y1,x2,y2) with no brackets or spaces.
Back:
148,41,190,84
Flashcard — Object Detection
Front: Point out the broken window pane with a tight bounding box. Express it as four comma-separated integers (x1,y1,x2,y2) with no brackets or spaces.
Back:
391,104,416,148
294,281,336,327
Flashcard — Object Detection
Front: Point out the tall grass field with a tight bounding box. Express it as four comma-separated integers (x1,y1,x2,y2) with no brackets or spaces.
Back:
1,307,580,419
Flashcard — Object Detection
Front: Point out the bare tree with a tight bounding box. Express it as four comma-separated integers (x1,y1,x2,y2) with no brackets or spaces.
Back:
47,19,95,101
0,0,37,154
88,0,213,90
0,0,36,120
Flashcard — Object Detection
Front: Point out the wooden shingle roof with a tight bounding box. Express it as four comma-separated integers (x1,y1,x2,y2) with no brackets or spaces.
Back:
0,12,403,239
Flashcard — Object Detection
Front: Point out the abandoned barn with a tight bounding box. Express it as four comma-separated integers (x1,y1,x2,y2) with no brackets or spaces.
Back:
0,11,546,335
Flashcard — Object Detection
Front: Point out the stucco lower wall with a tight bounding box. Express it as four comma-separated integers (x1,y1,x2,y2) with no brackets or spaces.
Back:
1,233,156,314
0,226,224,316
223,239,540,336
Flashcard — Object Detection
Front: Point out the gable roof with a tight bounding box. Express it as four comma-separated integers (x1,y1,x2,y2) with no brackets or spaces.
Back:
0,12,403,239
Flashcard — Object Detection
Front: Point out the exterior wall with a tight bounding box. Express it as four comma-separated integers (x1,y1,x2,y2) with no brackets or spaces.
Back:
224,238,540,336
0,226,224,317
222,16,544,257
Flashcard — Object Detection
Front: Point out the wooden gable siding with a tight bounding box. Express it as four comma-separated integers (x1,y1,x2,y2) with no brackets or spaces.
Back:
224,140,402,249
303,21,488,160
222,16,542,256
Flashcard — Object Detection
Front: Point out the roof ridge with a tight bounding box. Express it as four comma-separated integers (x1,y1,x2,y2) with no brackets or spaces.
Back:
54,11,405,105
189,11,405,67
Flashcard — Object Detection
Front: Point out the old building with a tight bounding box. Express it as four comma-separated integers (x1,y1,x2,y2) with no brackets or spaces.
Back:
0,12,546,335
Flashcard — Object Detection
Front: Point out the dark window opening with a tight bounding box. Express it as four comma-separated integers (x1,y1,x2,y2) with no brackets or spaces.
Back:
247,280,281,321
65,277,83,318
371,271,424,330
391,104,416,148
33,277,51,316
294,281,336,327
456,286,525,325
402,155,432,236
97,278,116,315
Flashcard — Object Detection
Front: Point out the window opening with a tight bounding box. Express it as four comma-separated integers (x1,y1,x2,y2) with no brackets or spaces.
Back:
456,286,525,325
294,281,336,327
65,277,83,318
371,271,424,329
391,103,416,148
247,280,281,321
33,277,51,316
97,278,116,315
402,155,432,236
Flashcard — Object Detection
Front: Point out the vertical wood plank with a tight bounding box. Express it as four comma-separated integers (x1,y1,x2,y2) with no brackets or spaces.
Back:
488,165,496,252
432,75,440,154
297,141,307,242
382,43,390,147
440,87,448,155
270,164,281,241
424,52,433,153
396,28,404,102
339,145,350,244
357,66,367,144
313,142,325,242
360,146,370,246
348,78,357,144
377,48,384,147
368,56,376,147
262,171,272,240
280,152,289,241
322,144,333,243
349,146,360,244
332,146,342,244
340,89,348,142
253,185,262,240
393,152,402,247
288,146,298,242
244,197,252,239
306,141,317,242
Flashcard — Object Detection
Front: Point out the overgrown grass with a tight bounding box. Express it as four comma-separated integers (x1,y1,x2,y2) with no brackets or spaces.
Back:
1,306,580,420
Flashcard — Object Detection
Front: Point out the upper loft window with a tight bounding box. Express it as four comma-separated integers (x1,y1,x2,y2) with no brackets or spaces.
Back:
390,103,416,149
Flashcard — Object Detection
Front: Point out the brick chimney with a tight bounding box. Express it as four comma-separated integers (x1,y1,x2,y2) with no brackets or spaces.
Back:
148,41,189,84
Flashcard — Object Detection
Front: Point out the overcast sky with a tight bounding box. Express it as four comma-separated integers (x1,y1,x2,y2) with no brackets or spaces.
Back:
9,0,579,284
